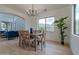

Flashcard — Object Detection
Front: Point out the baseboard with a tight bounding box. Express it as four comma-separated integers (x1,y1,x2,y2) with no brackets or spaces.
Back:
46,40,69,46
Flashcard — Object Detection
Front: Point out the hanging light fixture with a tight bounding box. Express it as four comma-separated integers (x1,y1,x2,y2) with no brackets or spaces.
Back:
25,4,38,16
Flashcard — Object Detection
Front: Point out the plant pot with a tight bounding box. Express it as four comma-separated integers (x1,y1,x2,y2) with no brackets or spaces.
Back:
61,41,64,45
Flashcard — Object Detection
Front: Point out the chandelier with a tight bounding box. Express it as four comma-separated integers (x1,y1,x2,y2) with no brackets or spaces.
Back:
25,4,38,16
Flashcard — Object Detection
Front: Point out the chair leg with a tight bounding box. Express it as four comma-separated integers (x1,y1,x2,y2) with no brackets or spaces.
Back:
43,36,46,48
41,39,43,51
22,41,27,48
19,40,23,48
28,41,31,48
37,41,40,45
41,43,43,51
35,39,37,51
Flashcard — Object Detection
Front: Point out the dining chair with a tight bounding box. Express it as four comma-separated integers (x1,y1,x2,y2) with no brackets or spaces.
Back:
37,33,45,50
19,31,35,48
35,30,46,50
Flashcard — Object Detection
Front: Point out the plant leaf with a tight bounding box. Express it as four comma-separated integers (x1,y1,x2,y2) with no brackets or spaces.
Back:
63,27,68,30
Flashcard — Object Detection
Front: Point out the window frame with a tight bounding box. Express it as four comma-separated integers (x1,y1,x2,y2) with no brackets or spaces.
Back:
74,4,79,35
73,4,76,34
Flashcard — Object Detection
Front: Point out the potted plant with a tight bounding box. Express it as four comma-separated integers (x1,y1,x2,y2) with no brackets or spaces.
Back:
54,17,68,45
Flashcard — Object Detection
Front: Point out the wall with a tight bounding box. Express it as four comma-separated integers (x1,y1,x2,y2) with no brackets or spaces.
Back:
70,34,79,54
27,16,37,30
70,5,79,55
35,5,71,44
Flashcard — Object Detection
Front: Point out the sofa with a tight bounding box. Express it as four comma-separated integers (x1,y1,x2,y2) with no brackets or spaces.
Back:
3,31,19,40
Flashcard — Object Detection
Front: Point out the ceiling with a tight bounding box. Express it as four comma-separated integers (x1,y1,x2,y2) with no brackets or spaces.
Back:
0,4,70,15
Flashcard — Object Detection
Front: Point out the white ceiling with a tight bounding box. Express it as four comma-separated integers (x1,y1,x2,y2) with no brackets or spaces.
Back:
0,4,70,15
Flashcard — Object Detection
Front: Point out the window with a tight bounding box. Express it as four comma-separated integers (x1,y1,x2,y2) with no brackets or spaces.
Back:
74,4,79,35
38,17,54,32
38,18,45,30
0,13,25,31
0,22,6,31
0,22,12,31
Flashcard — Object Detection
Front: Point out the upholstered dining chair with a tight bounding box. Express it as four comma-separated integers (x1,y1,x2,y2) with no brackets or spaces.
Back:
19,31,35,48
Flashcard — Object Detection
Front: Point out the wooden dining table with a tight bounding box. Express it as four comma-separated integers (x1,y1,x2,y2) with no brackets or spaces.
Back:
30,33,44,51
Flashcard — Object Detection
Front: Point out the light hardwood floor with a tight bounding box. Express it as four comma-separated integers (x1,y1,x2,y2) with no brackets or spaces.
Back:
0,38,72,55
